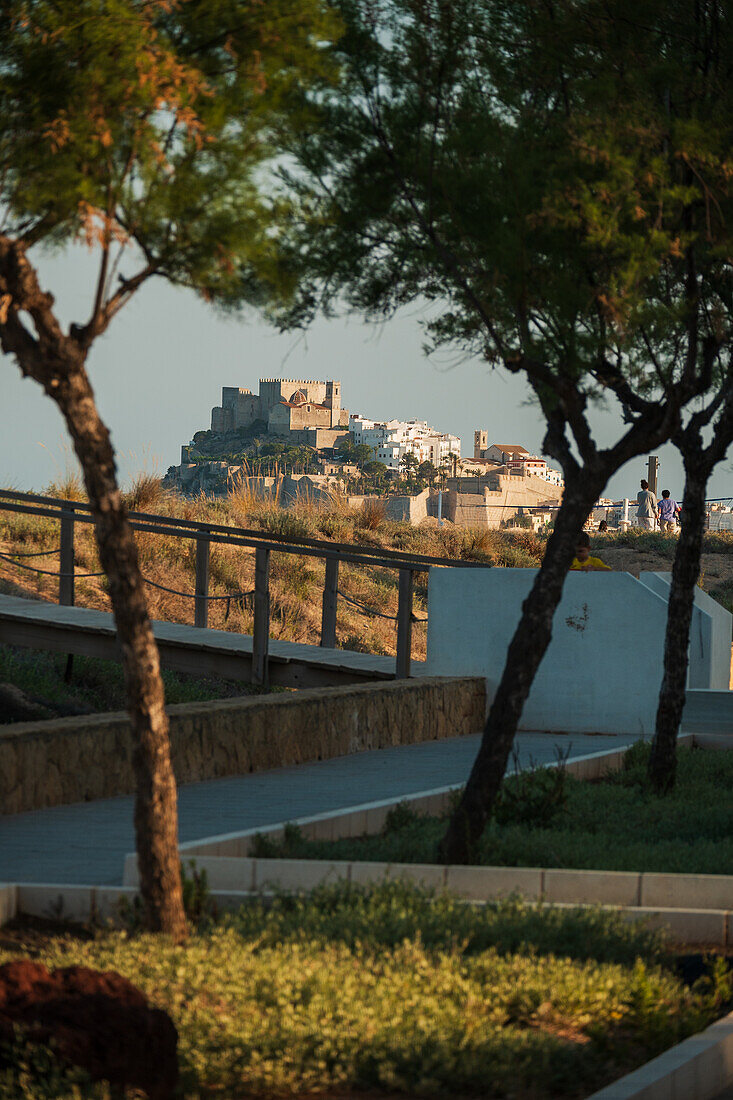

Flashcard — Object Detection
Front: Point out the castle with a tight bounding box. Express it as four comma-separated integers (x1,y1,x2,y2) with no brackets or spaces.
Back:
210,379,350,450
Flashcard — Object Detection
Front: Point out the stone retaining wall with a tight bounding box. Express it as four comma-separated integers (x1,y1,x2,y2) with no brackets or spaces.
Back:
0,676,485,815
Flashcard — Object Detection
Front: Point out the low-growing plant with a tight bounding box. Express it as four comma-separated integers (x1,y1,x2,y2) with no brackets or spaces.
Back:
505,529,545,562
494,545,542,568
358,498,387,530
710,579,733,614
2,883,729,1099
251,746,733,876
123,471,169,513
0,644,259,719
493,749,568,828
180,860,218,928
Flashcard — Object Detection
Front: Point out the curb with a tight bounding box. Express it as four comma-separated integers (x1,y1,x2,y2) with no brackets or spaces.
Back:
586,1009,733,1098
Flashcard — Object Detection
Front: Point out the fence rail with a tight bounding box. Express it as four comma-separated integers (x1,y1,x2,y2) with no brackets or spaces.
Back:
0,488,489,685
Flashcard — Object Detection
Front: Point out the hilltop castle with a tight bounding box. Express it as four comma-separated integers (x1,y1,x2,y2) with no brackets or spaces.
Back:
210,378,350,449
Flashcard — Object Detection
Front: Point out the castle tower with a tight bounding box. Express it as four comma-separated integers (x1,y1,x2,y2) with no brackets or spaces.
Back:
325,380,342,427
474,429,488,459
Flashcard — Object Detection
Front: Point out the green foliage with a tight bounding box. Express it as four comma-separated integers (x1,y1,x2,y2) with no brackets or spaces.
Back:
0,1034,107,1100
286,0,733,403
180,860,217,929
0,882,724,1099
0,0,340,310
255,509,317,541
710,579,733,615
0,644,264,718
494,754,568,829
593,530,677,557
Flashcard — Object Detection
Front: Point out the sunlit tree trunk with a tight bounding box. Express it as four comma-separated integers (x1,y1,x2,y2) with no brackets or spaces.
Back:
0,241,187,941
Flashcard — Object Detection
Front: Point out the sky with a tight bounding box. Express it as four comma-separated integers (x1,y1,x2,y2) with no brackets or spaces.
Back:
2,243,732,503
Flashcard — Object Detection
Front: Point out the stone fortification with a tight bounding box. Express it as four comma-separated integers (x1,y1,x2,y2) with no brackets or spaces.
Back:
211,378,349,436
0,677,485,815
442,471,562,528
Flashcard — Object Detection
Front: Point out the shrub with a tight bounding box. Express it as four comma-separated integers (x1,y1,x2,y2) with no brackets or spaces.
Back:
1,883,727,1100
44,471,86,501
123,472,169,512
493,754,568,828
358,498,387,530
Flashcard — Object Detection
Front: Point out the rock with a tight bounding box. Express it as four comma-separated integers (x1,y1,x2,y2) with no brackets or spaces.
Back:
0,683,54,724
0,959,178,1100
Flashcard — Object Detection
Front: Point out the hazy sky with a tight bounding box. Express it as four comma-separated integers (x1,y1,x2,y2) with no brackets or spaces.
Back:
2,244,732,502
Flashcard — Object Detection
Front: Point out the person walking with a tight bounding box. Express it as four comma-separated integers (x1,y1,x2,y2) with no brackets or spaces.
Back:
658,489,681,533
636,479,658,530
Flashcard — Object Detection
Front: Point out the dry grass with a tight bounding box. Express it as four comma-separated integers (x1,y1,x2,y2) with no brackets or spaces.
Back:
5,491,733,669
357,498,388,530
0,487,555,663
123,472,171,513
44,471,86,502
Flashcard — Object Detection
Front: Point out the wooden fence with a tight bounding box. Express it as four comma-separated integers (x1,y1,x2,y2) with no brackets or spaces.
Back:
0,488,489,685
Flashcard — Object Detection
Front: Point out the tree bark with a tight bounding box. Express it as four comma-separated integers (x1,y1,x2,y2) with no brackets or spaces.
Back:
647,456,709,793
53,359,188,940
438,466,608,864
54,360,188,939
0,239,187,939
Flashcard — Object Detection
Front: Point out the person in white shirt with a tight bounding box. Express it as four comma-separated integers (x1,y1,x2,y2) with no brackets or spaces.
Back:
636,479,658,530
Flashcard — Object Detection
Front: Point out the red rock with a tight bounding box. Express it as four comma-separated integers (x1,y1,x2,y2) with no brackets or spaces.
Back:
0,959,178,1100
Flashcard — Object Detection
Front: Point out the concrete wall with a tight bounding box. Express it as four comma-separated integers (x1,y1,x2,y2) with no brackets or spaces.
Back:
0,677,485,815
425,569,732,735
639,572,732,690
385,489,429,523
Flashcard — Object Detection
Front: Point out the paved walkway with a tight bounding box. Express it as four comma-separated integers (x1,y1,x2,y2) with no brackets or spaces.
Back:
0,594,404,688
0,731,630,887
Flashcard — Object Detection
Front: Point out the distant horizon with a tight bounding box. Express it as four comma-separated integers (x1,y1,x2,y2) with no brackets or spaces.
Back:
2,244,733,503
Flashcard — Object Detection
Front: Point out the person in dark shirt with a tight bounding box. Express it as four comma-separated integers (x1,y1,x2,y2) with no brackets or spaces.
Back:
658,489,681,532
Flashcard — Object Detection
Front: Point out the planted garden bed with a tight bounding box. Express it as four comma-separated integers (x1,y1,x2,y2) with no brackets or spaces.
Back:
1,882,730,1099
250,743,733,875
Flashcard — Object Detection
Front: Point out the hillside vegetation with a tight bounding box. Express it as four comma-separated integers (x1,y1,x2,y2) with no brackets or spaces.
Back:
1,478,732,666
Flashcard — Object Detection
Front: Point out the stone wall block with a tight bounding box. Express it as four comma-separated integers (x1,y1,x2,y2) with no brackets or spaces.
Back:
0,677,485,814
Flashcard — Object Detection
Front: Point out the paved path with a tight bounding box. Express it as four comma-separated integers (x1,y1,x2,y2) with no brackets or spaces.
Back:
0,594,405,688
0,731,630,887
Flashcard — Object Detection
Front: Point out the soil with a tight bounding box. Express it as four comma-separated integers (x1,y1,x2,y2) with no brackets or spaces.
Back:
599,546,733,587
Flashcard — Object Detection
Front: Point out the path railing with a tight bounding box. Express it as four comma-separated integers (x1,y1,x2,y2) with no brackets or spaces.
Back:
0,488,489,685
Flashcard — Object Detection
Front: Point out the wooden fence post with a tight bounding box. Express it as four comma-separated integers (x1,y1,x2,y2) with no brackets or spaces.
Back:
321,556,339,648
194,531,210,629
252,546,271,687
58,504,75,607
396,567,414,679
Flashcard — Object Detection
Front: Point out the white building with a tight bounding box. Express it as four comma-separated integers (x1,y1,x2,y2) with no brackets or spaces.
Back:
349,414,461,472
506,455,564,487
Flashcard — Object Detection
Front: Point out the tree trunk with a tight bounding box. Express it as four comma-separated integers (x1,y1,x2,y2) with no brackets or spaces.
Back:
647,456,709,793
438,467,608,864
46,355,188,941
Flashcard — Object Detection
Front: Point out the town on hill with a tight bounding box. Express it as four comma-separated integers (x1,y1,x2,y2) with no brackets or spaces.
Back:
163,377,564,529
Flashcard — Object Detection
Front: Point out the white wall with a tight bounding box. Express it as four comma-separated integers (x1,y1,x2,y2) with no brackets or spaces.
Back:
639,573,732,690
425,568,732,735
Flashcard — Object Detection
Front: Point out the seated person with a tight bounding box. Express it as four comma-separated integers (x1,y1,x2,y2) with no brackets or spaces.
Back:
569,532,611,572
